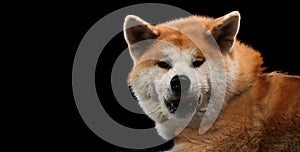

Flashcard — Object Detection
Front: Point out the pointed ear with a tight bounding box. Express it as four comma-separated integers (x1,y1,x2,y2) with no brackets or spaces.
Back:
210,11,240,52
123,15,158,63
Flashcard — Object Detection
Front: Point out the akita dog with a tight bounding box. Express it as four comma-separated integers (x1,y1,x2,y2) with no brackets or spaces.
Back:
123,11,300,151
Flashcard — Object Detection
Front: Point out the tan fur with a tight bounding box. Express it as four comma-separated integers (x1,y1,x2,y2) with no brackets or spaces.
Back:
166,14,300,151
125,12,300,150
173,73,300,151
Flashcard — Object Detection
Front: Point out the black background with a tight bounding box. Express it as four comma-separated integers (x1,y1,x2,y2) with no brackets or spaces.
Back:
32,1,300,151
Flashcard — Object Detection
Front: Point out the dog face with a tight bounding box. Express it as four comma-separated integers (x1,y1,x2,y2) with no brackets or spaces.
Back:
153,47,209,118
126,29,211,122
131,46,210,120
124,12,240,127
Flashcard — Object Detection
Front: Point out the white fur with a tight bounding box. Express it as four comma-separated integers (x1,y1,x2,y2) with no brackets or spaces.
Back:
129,46,212,139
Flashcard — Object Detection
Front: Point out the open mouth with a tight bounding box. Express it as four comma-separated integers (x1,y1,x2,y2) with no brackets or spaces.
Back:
164,96,199,118
164,98,180,113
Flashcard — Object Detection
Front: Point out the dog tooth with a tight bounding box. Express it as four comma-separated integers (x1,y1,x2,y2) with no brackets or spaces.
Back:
199,108,207,112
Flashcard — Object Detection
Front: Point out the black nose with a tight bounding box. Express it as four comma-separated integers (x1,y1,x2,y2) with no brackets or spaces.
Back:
170,75,191,96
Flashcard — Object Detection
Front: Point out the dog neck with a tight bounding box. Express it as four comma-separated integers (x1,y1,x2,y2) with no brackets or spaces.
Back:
224,41,265,104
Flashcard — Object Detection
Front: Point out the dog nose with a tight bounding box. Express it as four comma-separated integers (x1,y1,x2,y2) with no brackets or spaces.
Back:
170,75,191,96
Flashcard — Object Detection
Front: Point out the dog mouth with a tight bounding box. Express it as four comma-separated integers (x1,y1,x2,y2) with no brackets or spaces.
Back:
164,96,199,118
164,98,180,113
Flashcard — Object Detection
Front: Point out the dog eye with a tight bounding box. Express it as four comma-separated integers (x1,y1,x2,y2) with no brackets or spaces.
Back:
192,60,204,67
158,61,171,69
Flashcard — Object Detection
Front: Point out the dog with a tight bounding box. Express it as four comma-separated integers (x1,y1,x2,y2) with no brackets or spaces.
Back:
123,11,300,151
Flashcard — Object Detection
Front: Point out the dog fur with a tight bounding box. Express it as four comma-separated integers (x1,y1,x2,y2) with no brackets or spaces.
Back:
172,72,300,151
123,11,300,151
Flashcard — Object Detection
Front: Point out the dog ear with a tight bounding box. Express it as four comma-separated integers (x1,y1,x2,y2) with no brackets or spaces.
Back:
209,11,240,53
123,15,158,64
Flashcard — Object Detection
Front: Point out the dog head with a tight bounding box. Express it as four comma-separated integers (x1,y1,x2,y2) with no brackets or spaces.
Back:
124,12,240,122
